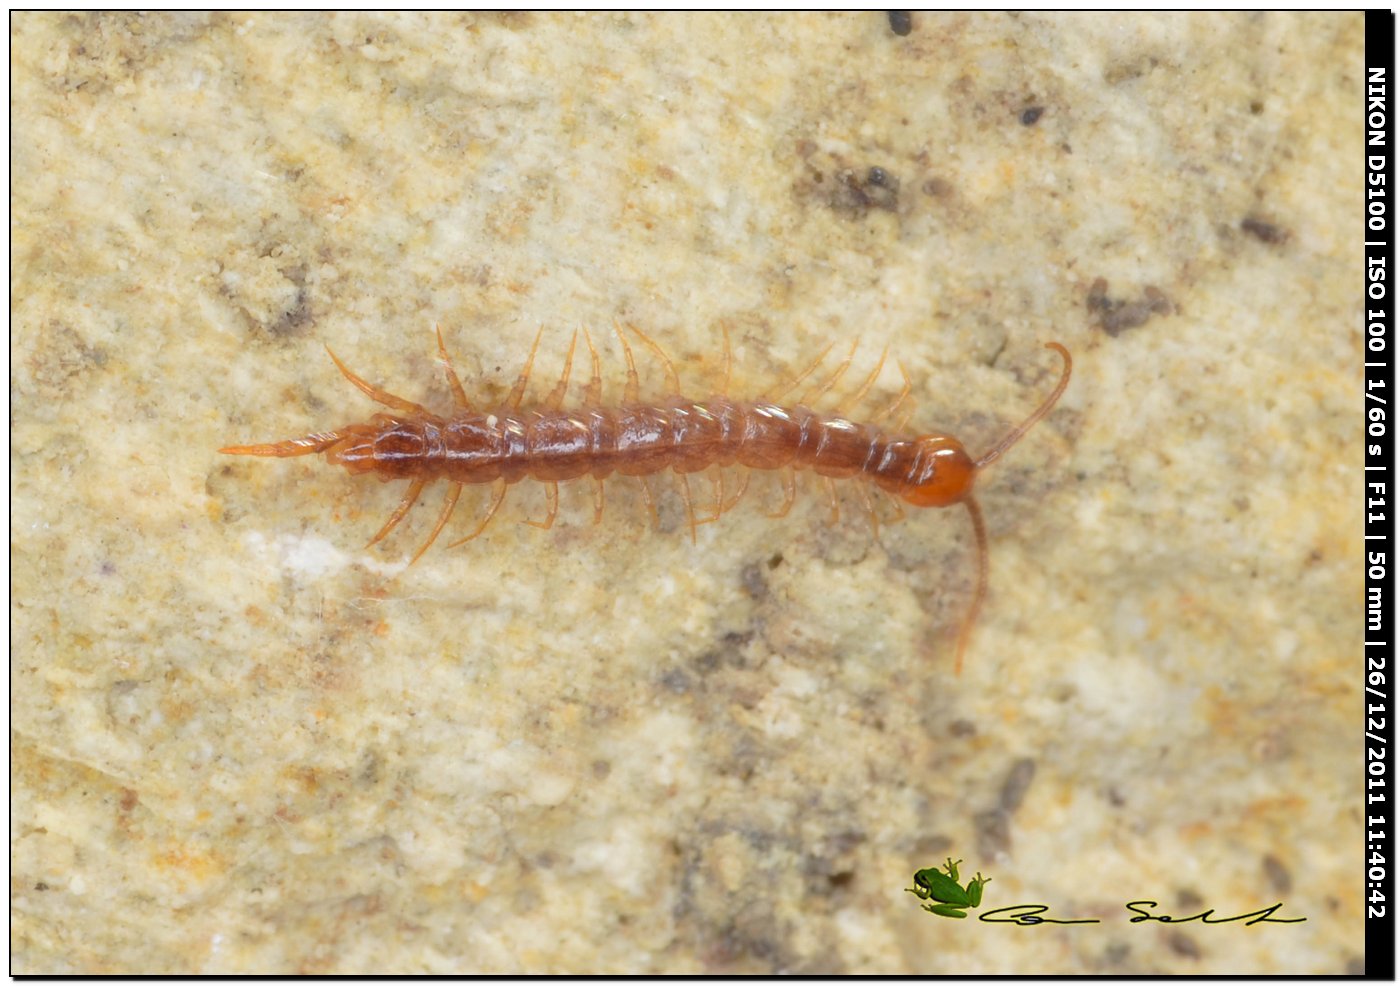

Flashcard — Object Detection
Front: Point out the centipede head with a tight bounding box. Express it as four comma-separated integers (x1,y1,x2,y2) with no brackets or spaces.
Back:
895,342,1073,674
897,436,977,508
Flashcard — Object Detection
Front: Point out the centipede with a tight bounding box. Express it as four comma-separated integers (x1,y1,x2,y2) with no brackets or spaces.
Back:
221,325,1071,672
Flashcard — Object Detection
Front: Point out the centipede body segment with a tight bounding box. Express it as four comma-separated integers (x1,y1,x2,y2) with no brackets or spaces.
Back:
221,326,1072,672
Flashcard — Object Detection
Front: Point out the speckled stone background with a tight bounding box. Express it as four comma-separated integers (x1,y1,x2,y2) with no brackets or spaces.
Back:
11,12,1364,974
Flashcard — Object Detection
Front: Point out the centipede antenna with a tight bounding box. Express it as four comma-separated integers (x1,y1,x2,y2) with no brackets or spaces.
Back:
219,431,345,457
955,496,991,676
325,346,431,417
367,478,428,549
975,342,1073,471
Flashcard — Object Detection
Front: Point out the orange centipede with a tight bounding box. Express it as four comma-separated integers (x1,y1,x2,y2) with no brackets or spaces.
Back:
221,325,1071,672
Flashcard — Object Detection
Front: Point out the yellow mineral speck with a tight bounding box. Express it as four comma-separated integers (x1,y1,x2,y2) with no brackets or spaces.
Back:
154,846,228,883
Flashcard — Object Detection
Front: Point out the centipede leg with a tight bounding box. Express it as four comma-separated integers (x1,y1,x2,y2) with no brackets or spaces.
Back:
718,322,733,396
523,481,560,530
701,469,724,525
367,478,428,548
448,480,508,546
615,322,641,403
408,482,462,566
326,347,433,417
799,339,859,406
581,328,603,406
435,325,471,411
629,323,680,395
543,330,579,411
823,476,841,525
877,485,906,523
766,468,797,519
592,477,606,525
764,339,835,402
854,481,879,538
675,473,698,544
723,469,752,514
507,327,545,411
836,344,889,416
873,359,913,426
637,476,660,530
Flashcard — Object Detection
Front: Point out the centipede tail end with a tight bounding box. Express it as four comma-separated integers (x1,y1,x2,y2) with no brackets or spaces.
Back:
219,431,346,458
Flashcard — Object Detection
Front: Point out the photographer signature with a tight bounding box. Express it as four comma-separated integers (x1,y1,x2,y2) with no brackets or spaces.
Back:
907,861,1305,926
980,901,1306,926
